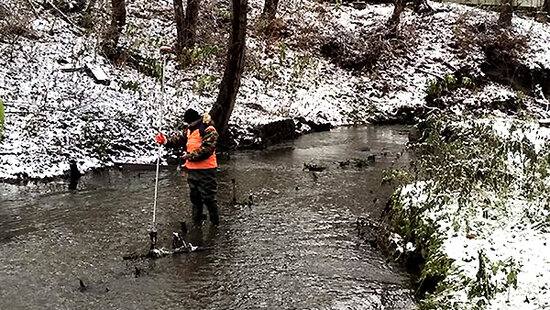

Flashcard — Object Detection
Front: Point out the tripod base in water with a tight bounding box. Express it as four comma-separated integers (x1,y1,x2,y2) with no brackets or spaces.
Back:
123,224,207,260
149,230,157,249
124,242,202,260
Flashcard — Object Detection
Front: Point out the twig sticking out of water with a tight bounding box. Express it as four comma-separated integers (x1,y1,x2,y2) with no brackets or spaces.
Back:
232,178,237,204
79,279,86,292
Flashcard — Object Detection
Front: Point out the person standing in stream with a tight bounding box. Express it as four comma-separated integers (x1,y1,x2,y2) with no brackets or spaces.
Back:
155,108,220,227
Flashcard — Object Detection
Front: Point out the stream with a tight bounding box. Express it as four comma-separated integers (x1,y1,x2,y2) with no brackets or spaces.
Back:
0,125,414,309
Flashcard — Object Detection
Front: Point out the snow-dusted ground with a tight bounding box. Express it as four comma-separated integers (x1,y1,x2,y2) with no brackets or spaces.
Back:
391,118,550,309
0,0,549,180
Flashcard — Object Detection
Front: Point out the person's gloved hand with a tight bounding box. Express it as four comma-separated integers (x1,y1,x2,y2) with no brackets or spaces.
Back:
155,132,166,145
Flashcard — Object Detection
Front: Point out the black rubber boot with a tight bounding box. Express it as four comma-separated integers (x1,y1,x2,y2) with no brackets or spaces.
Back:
205,200,219,226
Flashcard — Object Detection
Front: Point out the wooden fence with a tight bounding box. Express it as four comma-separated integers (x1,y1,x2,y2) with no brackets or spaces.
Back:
439,0,545,9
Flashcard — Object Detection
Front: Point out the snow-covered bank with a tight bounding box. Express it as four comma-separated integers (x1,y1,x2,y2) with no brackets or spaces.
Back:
1,0,549,180
385,117,550,309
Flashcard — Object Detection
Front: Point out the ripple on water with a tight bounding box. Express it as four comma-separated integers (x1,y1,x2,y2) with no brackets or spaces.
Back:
0,126,414,309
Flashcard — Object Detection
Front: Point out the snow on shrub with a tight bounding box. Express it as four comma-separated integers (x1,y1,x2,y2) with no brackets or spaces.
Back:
386,117,550,309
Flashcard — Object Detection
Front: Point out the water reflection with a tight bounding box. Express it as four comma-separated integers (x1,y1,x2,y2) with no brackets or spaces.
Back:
0,126,414,309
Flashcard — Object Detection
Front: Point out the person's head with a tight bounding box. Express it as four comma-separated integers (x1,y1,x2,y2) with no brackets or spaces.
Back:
184,108,201,124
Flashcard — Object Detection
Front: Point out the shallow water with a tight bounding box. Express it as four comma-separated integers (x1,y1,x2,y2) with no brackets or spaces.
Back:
0,126,414,309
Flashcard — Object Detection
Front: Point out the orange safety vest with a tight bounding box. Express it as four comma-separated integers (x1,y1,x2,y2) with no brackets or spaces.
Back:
184,126,218,169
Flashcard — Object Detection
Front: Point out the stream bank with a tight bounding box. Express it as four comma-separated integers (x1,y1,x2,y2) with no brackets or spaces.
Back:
379,117,550,309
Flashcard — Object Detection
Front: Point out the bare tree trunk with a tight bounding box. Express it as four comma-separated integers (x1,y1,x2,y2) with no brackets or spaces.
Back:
174,0,199,53
182,0,200,47
389,0,404,34
110,0,126,44
262,0,279,21
102,0,126,58
174,0,186,52
79,0,97,29
543,0,549,13
498,0,513,27
210,0,248,137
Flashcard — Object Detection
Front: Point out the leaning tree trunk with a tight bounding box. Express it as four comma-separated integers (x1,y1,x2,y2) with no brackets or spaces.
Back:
262,0,279,22
388,0,404,35
498,0,513,27
210,0,248,138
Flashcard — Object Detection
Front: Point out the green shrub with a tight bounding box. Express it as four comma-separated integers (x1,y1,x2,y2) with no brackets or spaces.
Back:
256,63,278,84
292,55,317,81
253,16,270,34
426,73,474,99
120,80,140,92
217,9,232,22
143,57,163,81
193,74,218,95
468,250,496,303
278,40,287,64
124,21,138,37
461,76,472,86
178,45,220,68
